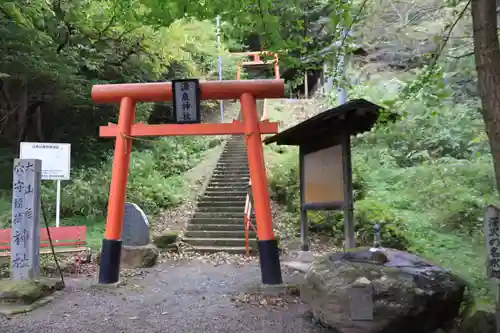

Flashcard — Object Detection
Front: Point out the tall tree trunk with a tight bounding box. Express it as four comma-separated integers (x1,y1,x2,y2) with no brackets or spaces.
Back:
471,0,500,189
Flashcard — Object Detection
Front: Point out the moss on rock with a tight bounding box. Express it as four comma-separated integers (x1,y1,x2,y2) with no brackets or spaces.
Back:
0,278,63,305
460,310,496,333
153,231,179,249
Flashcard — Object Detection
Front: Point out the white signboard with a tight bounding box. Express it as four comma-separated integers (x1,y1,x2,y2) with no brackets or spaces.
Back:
172,79,200,124
485,205,500,283
20,142,71,180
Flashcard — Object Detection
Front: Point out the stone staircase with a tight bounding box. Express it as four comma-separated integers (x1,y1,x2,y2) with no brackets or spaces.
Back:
184,135,257,253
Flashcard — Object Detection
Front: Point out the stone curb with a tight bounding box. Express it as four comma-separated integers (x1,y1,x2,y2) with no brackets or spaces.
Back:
0,292,61,316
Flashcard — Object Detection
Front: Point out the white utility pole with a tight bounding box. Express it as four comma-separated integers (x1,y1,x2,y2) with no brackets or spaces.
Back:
336,25,355,250
216,15,224,122
337,26,349,105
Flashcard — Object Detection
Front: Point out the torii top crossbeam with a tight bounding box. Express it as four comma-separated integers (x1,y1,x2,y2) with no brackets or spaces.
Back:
92,79,284,103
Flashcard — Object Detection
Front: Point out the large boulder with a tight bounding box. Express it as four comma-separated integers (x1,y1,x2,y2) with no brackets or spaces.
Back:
300,248,466,333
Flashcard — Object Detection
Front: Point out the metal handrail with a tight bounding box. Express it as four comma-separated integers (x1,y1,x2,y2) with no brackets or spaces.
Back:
244,184,257,256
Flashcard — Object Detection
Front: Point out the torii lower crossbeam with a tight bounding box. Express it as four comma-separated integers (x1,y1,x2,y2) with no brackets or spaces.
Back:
99,121,279,137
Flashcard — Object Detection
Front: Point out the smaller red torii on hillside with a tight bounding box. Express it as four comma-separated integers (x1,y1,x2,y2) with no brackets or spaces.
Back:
92,79,284,286
232,51,280,80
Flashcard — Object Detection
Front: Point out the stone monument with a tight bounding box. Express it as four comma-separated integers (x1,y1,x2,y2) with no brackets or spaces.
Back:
120,202,158,269
121,202,150,246
11,159,42,280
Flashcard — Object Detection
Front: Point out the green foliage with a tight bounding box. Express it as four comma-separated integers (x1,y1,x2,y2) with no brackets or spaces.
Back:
45,136,215,219
268,57,497,303
0,1,237,245
354,199,409,250
268,147,409,250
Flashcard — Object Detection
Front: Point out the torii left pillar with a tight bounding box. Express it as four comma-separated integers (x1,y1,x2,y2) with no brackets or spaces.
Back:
92,79,284,285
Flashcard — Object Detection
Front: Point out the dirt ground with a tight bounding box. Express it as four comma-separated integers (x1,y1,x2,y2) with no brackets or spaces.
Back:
0,260,331,333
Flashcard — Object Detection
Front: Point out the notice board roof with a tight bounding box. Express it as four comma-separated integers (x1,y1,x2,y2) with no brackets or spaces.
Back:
264,99,384,147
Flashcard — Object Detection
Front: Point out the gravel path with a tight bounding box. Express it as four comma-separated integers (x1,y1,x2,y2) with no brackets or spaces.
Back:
0,261,330,333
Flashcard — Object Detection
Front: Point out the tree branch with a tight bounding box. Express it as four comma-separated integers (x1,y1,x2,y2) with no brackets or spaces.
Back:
429,0,472,67
447,51,474,59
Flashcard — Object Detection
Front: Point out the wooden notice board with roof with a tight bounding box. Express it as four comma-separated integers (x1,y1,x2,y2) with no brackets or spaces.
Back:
264,99,384,250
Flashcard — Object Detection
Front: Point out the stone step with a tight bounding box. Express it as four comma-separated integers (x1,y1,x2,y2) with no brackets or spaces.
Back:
222,155,246,157
216,163,248,166
196,201,246,207
206,182,248,187
219,156,248,160
204,190,247,196
212,168,249,173
184,230,256,238
202,193,246,198
208,180,249,186
211,173,249,177
194,212,244,218
217,160,248,164
213,170,249,175
212,172,249,177
184,245,253,254
184,238,257,247
208,182,248,187
206,186,248,192
215,163,248,167
220,154,247,158
214,164,248,168
210,176,249,182
220,151,247,155
215,165,249,170
190,217,243,225
192,212,255,220
213,166,248,171
209,176,249,181
218,158,247,161
187,223,245,231
199,195,247,201
196,206,244,213
217,161,248,166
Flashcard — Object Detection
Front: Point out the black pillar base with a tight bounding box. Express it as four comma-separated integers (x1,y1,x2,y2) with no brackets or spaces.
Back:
258,239,283,285
301,244,310,251
98,239,122,284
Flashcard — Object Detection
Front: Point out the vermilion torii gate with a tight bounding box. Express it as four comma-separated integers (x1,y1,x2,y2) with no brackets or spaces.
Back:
92,79,284,285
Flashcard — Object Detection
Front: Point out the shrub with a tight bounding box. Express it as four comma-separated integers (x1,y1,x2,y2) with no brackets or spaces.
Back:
41,136,217,219
354,199,409,250
268,149,408,249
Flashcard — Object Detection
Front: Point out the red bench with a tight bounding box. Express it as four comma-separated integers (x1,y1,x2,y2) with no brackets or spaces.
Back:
0,226,89,257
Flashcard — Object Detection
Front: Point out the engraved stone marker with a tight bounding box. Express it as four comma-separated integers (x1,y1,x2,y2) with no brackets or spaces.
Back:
348,285,374,321
121,202,150,246
485,205,500,282
11,159,42,280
